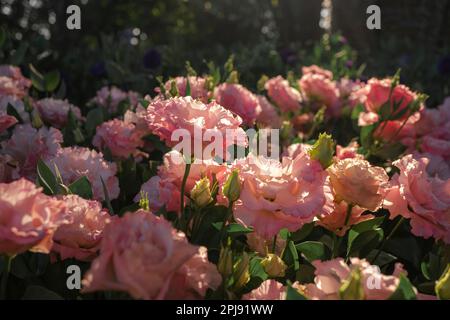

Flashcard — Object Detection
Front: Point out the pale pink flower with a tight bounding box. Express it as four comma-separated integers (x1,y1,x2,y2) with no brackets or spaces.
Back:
420,122,450,161
337,78,365,108
0,178,68,255
242,280,286,300
264,76,302,112
162,76,209,102
1,124,63,179
93,119,145,159
255,95,281,128
318,202,373,236
302,65,333,79
214,83,260,125
91,86,138,113
232,152,334,238
383,154,450,243
82,210,220,300
35,98,82,128
300,258,414,300
298,73,340,116
0,65,31,98
283,143,312,159
0,114,17,134
328,158,389,211
52,195,112,261
135,150,229,213
46,147,120,201
145,96,246,159
246,232,286,257
0,95,30,123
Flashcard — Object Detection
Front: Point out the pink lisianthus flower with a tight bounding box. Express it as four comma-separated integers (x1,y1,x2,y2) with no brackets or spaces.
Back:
35,98,82,128
0,178,69,255
246,232,286,257
255,95,281,128
46,147,120,201
301,65,333,79
214,83,261,125
383,154,450,244
242,280,286,300
52,195,112,261
82,210,220,300
317,201,373,236
145,96,246,160
299,258,417,300
335,141,364,160
0,114,17,134
91,86,139,114
232,152,334,238
264,76,302,113
161,76,210,103
135,150,229,213
0,65,31,98
0,95,31,123
337,78,365,108
1,124,63,180
328,158,389,211
298,73,340,117
93,119,145,159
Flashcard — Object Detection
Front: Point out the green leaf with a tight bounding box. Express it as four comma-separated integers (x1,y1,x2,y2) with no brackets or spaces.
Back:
308,132,335,169
68,176,93,199
360,124,375,149
0,27,6,48
347,229,383,257
100,176,114,215
339,268,365,300
283,240,299,272
366,250,397,267
296,241,330,262
291,223,314,242
351,104,364,120
85,108,104,137
22,286,63,300
6,103,23,124
185,77,191,96
29,64,45,92
36,159,59,195
10,42,28,65
351,216,385,234
286,285,307,300
44,70,60,92
389,274,417,300
226,223,253,236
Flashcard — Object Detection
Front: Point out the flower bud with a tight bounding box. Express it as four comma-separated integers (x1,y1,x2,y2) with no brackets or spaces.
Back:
190,177,212,208
218,246,233,278
309,132,335,169
222,170,240,203
436,264,450,300
339,268,365,300
261,254,287,278
233,252,250,290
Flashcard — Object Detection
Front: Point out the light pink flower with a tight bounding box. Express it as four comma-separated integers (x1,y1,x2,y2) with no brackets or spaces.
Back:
264,76,302,112
52,195,112,261
283,143,312,159
0,65,31,98
162,76,209,102
232,152,334,238
82,210,220,300
0,114,17,134
135,150,229,213
302,65,333,79
337,78,365,108
35,98,82,128
383,154,450,243
298,73,340,116
1,124,63,179
255,95,281,128
0,95,30,123
246,232,286,257
242,280,286,300
318,202,373,236
46,147,120,201
93,119,145,159
0,178,68,255
328,158,389,211
214,83,260,125
420,122,450,160
145,96,246,159
300,258,413,300
335,141,364,160
91,86,138,114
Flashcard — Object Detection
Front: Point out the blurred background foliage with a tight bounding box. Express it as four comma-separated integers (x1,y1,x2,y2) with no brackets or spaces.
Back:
1,0,449,106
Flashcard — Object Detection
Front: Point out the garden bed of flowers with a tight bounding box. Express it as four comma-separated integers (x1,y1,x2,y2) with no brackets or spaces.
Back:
0,51,449,300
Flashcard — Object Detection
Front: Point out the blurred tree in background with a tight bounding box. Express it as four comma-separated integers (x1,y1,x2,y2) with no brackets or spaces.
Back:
1,0,449,106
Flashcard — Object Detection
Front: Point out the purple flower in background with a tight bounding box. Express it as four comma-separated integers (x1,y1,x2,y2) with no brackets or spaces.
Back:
345,60,353,69
279,47,297,66
437,55,450,76
143,48,162,69
90,61,106,77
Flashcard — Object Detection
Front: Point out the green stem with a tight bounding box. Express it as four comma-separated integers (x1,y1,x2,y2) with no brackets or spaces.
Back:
332,204,353,259
220,202,234,243
1,255,13,299
272,235,278,254
179,161,192,219
371,217,405,264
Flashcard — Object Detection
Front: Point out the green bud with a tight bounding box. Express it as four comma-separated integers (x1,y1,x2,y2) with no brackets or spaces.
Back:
31,110,43,129
226,70,239,84
218,246,233,278
185,61,197,77
339,268,365,300
139,191,150,211
190,177,213,208
233,252,250,290
222,170,240,203
169,79,179,97
261,254,287,278
308,132,335,169
257,74,269,92
436,264,450,300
